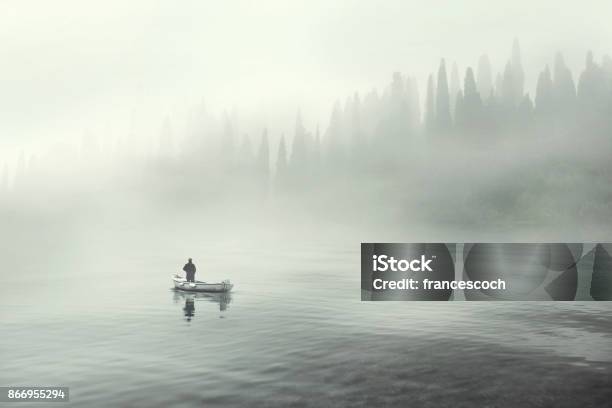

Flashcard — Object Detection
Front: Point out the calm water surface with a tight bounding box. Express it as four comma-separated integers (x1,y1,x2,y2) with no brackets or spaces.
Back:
1,241,611,407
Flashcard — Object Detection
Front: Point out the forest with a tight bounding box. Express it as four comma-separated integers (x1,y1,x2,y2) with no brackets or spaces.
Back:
2,40,612,235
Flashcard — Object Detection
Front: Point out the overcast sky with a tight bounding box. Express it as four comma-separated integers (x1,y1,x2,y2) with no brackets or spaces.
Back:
2,0,612,161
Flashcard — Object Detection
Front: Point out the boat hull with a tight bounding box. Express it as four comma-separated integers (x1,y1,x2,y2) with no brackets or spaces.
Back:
172,275,233,293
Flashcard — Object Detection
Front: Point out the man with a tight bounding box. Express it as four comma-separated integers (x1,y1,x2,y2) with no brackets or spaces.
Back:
183,258,196,282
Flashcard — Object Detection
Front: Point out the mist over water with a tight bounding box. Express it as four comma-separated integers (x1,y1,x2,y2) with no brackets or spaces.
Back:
2,239,612,407
2,2,612,406
2,38,612,241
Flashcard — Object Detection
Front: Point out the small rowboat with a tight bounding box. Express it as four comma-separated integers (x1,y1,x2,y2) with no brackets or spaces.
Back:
172,274,234,293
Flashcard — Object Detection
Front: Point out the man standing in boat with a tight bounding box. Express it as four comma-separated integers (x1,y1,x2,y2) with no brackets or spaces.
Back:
183,258,196,282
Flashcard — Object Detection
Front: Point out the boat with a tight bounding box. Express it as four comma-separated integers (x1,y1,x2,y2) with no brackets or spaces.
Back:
172,273,234,293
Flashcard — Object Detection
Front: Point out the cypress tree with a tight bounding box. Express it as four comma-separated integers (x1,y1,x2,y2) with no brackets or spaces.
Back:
477,54,493,100
425,74,436,133
435,59,452,132
450,62,460,119
535,66,554,118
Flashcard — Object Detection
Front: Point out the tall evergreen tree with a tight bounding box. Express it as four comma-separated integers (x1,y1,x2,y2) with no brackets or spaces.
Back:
406,76,421,129
511,38,525,101
275,135,288,187
454,90,465,129
494,73,503,99
390,72,404,101
255,129,270,195
435,59,452,132
425,74,436,132
257,129,270,178
464,67,479,98
384,72,412,141
291,111,308,169
350,93,364,148
501,61,517,107
325,101,344,161
552,53,576,122
553,53,577,113
535,66,554,118
477,54,493,100
313,125,321,165
460,68,483,132
501,40,525,107
450,62,460,119
577,51,607,118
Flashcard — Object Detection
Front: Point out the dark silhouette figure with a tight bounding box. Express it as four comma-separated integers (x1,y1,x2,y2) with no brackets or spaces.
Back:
183,298,195,321
183,258,196,282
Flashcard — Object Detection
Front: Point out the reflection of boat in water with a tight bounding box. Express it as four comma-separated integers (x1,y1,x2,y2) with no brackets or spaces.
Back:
172,274,233,293
172,289,233,316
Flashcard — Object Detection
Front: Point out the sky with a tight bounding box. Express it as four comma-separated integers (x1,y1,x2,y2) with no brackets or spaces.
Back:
1,0,612,163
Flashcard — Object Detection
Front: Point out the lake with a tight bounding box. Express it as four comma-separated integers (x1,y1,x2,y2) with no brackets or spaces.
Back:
1,232,611,407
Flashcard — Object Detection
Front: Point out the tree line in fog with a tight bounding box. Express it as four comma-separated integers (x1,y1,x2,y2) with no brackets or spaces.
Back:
2,40,612,219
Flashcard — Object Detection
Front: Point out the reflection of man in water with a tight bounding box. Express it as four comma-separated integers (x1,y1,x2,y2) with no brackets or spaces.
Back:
183,298,195,321
183,258,196,282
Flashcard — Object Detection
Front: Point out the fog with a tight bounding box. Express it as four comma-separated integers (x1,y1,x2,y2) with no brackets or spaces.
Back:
3,7,612,407
2,1,612,246
3,0,612,149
